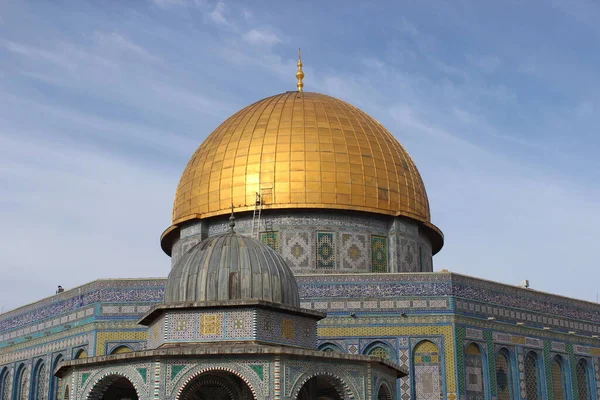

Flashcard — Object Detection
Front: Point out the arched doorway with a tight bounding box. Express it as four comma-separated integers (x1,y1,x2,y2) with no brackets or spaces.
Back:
88,375,138,400
296,375,346,400
377,383,393,400
179,371,254,400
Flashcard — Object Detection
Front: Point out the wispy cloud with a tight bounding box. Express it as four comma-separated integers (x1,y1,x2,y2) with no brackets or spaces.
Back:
242,28,282,46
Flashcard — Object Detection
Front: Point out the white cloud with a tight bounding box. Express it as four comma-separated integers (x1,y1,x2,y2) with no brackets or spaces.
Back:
209,1,232,26
242,29,282,46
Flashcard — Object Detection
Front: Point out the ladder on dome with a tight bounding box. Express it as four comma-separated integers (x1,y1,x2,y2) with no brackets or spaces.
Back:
251,192,262,239
251,188,273,239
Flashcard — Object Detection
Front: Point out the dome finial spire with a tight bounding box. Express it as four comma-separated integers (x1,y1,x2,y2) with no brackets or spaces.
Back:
229,204,236,231
296,48,304,92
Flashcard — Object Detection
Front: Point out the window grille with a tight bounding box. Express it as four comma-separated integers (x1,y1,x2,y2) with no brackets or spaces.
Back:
496,351,511,400
525,354,539,400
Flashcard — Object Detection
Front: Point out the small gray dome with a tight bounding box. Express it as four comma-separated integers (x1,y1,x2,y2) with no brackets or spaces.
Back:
164,232,300,307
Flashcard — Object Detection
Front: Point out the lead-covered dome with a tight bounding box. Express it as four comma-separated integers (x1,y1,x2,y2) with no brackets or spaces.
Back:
164,230,300,307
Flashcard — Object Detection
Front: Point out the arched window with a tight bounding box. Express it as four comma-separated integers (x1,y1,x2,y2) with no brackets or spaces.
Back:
49,355,64,400
0,368,10,400
365,342,393,361
496,349,512,400
74,349,87,359
413,340,442,400
576,359,592,400
368,346,391,360
33,361,47,400
110,345,133,355
318,343,343,353
551,356,568,400
525,352,541,400
465,343,485,400
15,364,27,400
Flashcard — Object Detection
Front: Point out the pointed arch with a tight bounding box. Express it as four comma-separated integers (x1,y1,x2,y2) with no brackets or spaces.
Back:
109,345,133,355
49,354,65,400
377,381,393,400
495,348,514,400
74,349,87,360
318,343,344,353
576,358,592,400
14,363,27,400
364,341,394,361
465,342,485,400
32,359,47,400
0,367,10,400
551,355,569,400
524,351,542,400
413,340,442,400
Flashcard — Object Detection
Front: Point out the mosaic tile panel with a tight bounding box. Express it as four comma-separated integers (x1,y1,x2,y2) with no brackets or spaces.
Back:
169,313,196,341
281,231,311,270
398,349,411,400
414,341,441,400
316,232,336,269
260,231,279,251
341,233,368,270
371,235,388,273
496,351,512,400
225,310,253,338
255,310,316,348
465,344,485,400
199,314,222,337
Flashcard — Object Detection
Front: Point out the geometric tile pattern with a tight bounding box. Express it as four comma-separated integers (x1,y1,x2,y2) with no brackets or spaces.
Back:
496,350,512,400
414,341,441,400
551,357,566,400
260,231,279,251
371,235,388,272
199,314,222,337
525,353,540,400
465,344,484,400
316,232,336,269
281,231,311,269
577,360,591,400
341,233,368,270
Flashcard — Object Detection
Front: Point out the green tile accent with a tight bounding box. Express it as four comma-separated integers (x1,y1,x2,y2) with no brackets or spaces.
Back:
250,365,264,381
371,235,388,272
81,373,90,386
455,326,466,395
484,330,497,396
544,341,553,400
316,232,336,269
260,231,278,251
137,368,147,384
171,365,185,380
568,343,579,400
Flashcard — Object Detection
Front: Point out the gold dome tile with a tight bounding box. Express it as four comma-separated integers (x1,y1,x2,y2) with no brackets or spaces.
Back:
166,91,442,253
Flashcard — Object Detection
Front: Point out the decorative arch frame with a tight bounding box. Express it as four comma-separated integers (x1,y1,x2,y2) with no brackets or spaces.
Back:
0,367,10,400
463,341,490,400
524,350,545,400
576,358,595,400
31,358,46,400
73,349,87,360
494,346,517,400
411,339,444,400
49,354,65,400
80,370,144,400
108,344,134,355
318,342,344,353
289,370,356,400
13,363,27,400
363,341,395,360
173,367,258,400
376,381,393,400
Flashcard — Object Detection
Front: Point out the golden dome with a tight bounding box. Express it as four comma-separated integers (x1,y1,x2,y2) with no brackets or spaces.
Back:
164,91,443,253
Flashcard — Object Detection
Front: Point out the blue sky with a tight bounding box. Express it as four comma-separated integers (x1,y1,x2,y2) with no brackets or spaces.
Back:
1,0,599,311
